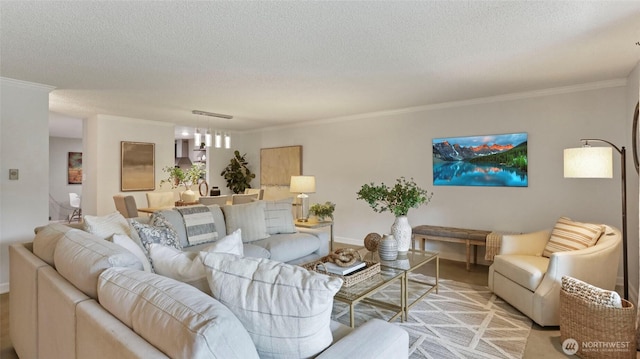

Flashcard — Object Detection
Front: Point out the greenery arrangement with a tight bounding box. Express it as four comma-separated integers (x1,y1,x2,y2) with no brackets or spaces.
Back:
309,202,336,221
161,163,205,190
356,177,433,217
220,150,256,194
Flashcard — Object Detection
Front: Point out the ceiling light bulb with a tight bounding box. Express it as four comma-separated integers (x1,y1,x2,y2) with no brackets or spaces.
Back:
204,129,212,147
224,133,231,149
194,129,202,145
215,132,222,148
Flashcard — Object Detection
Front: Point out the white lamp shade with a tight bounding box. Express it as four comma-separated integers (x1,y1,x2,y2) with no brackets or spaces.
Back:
214,132,222,148
204,130,212,147
194,130,202,146
290,176,316,193
224,133,231,149
564,147,613,178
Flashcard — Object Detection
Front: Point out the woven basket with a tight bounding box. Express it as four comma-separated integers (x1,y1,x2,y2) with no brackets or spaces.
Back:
560,289,637,359
303,256,381,287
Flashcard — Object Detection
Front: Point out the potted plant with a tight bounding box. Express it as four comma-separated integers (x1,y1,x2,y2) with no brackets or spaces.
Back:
220,150,256,194
161,163,206,202
309,202,336,221
356,177,433,254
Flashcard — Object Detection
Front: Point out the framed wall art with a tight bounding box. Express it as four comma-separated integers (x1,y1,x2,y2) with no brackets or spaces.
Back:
68,152,82,184
260,145,302,199
121,141,155,191
432,132,528,187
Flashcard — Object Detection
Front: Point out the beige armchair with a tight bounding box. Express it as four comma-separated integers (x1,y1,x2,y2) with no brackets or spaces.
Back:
231,193,258,204
244,188,264,200
199,195,230,206
488,225,621,326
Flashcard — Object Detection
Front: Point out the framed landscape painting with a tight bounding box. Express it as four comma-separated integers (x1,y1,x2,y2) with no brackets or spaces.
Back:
68,152,82,184
121,141,155,191
432,132,528,187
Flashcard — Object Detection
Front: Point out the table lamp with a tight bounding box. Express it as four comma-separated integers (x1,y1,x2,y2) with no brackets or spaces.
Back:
290,175,316,222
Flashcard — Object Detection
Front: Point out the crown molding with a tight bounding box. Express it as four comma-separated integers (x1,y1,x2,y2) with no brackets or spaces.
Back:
252,78,628,133
0,77,56,92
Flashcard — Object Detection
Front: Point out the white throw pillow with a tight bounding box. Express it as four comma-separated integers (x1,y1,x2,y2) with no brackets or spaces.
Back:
200,252,343,358
222,201,270,242
112,234,152,272
83,211,131,240
149,229,243,291
263,198,297,235
98,267,259,359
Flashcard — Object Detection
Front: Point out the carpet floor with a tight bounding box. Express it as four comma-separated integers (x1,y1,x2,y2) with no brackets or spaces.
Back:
332,273,532,359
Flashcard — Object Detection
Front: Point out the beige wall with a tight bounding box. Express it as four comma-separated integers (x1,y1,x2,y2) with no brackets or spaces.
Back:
0,77,53,291
83,114,175,216
239,81,636,296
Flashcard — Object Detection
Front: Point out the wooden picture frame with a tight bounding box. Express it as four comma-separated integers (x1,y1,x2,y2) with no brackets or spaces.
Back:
121,141,155,191
67,152,82,184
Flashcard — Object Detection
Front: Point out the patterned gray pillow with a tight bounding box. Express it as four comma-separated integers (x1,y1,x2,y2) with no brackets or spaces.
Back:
131,213,182,272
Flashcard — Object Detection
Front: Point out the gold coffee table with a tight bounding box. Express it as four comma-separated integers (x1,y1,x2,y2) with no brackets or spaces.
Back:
379,249,439,320
333,266,406,328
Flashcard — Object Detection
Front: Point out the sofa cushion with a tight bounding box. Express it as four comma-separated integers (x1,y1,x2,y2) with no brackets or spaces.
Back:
149,229,243,293
200,252,342,359
33,222,74,266
112,234,152,272
542,217,604,257
98,267,259,359
242,243,271,259
222,201,269,242
263,198,296,235
250,232,321,263
561,276,622,308
492,254,549,291
54,230,143,299
83,211,132,240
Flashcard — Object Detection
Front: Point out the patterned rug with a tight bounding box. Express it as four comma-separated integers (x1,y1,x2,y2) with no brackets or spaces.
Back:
331,273,532,359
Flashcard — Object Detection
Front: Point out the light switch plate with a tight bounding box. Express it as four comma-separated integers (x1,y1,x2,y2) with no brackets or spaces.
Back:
9,169,18,180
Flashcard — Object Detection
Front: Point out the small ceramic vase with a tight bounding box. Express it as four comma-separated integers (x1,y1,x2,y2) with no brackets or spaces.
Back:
378,234,398,261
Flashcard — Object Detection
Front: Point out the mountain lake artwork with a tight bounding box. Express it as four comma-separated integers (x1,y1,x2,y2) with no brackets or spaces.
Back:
432,132,528,187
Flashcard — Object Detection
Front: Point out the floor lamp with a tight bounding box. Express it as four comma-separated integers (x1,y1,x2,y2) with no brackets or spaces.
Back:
564,139,628,299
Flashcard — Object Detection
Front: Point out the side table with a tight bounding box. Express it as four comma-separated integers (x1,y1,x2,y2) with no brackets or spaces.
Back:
295,220,334,250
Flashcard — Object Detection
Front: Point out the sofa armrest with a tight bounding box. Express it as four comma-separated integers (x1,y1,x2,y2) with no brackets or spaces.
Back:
297,227,330,256
316,319,408,359
499,230,550,256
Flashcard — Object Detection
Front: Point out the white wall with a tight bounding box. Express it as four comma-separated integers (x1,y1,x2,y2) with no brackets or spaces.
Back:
0,77,53,292
240,82,634,285
83,115,176,216
49,136,83,220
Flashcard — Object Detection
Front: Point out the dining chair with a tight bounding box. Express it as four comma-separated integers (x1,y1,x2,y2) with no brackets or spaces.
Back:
146,191,176,208
68,193,82,222
199,195,230,206
244,188,264,200
113,195,139,218
231,193,259,205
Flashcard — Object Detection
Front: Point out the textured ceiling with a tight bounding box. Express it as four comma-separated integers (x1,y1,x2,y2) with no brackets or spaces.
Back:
1,1,639,133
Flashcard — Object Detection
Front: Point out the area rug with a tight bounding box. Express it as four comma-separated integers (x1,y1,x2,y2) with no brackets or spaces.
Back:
331,273,532,359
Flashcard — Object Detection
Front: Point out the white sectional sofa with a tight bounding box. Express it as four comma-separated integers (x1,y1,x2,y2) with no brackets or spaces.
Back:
10,200,409,358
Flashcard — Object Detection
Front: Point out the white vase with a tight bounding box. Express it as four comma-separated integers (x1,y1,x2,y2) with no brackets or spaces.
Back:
181,189,197,203
391,216,412,254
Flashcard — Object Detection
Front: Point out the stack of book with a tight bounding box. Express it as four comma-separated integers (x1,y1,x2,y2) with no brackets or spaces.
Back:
322,260,366,275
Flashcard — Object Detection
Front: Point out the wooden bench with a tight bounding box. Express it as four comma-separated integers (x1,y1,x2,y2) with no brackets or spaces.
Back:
412,225,492,271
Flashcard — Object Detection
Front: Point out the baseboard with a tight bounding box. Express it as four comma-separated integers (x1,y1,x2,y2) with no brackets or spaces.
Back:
0,282,9,294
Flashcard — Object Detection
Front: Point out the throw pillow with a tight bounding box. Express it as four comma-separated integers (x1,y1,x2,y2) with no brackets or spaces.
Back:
98,267,259,359
83,211,131,240
222,201,270,242
131,213,182,253
149,229,243,293
263,198,297,235
542,217,604,257
112,234,152,272
200,252,343,358
561,276,622,308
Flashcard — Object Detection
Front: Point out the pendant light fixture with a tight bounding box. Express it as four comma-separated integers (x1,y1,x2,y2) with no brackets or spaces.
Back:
194,129,202,146
191,110,233,150
224,132,231,149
